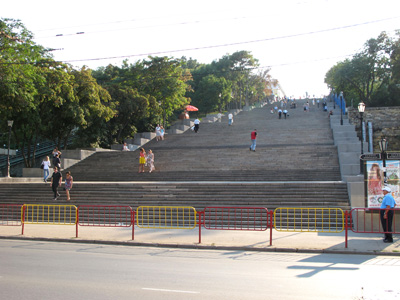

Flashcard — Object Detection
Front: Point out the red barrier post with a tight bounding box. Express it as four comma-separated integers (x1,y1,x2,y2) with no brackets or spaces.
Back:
131,210,135,241
269,210,273,246
344,211,349,248
76,207,79,238
198,211,203,244
21,205,25,235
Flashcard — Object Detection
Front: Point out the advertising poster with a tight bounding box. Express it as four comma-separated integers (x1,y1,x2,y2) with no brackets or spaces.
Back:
366,160,400,208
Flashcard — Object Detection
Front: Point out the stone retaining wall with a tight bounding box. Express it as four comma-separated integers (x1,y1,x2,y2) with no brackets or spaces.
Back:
347,107,400,151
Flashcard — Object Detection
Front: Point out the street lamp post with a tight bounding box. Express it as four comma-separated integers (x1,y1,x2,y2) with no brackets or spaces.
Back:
6,120,14,178
358,102,365,174
340,91,344,125
379,138,388,183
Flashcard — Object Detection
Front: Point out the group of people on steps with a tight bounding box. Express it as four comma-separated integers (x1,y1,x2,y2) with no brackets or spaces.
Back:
138,148,155,173
41,147,74,201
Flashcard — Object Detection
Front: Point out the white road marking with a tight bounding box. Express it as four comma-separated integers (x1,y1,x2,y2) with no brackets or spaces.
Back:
142,288,199,294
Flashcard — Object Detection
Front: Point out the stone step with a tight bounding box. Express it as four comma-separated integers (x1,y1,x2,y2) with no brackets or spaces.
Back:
0,181,350,211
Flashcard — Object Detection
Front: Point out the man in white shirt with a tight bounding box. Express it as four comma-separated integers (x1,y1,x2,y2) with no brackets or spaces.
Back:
228,113,233,125
194,118,200,133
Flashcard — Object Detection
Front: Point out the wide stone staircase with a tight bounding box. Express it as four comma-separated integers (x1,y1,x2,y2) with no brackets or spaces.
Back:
64,101,341,182
0,100,350,219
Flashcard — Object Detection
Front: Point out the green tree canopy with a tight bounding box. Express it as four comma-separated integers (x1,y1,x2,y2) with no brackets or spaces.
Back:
325,31,400,107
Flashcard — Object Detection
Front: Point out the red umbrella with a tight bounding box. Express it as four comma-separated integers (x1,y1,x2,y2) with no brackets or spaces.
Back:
185,105,199,112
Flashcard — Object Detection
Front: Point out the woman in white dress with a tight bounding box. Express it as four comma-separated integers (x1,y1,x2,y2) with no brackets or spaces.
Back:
147,149,155,173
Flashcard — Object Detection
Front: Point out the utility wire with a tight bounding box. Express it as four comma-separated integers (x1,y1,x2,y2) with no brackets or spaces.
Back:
35,13,276,39
62,16,400,64
33,8,233,33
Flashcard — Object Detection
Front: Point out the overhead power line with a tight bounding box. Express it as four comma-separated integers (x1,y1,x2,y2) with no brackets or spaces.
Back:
62,16,400,64
33,8,233,34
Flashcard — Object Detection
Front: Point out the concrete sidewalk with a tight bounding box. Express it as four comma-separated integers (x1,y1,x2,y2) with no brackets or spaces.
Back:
1,225,399,256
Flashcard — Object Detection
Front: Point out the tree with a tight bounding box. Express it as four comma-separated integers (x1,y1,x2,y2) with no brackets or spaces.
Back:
0,18,52,167
136,56,191,127
68,67,115,148
384,30,400,106
92,62,163,140
179,56,201,70
325,32,400,107
191,75,232,113
188,51,263,112
102,85,150,145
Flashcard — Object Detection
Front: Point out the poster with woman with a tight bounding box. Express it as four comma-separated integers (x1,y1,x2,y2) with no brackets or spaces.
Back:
366,160,400,208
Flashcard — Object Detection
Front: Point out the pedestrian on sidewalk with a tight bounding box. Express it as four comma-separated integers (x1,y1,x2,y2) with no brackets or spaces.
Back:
283,109,288,119
64,171,73,201
194,118,200,133
250,129,257,151
41,156,51,183
380,186,396,243
217,112,222,122
228,113,233,125
138,148,146,173
50,167,62,201
147,149,155,173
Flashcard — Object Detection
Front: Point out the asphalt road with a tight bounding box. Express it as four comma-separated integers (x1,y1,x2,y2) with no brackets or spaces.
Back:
1,240,399,300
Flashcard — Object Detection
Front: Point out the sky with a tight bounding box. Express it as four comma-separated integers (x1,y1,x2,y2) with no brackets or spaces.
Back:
1,0,400,98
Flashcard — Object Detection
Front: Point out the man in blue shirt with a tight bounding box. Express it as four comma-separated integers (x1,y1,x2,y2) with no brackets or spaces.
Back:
380,186,396,243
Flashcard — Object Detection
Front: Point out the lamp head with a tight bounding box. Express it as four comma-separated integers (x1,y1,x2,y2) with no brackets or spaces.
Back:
358,101,365,113
7,120,14,127
379,138,388,152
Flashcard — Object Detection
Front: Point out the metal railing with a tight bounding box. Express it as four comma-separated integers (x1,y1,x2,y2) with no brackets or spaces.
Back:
348,208,399,234
198,206,273,244
136,206,197,229
274,207,345,233
77,205,134,239
0,204,23,226
21,204,77,235
4,204,398,249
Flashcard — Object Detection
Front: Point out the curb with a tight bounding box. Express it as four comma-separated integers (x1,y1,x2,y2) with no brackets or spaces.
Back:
2,236,400,257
